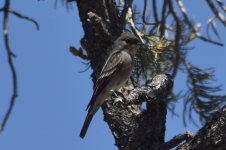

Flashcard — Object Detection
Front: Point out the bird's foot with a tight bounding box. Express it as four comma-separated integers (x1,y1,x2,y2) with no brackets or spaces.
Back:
113,97,123,104
111,89,118,97
110,90,124,104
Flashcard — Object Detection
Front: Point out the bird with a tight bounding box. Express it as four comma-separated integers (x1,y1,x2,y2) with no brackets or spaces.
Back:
80,32,142,139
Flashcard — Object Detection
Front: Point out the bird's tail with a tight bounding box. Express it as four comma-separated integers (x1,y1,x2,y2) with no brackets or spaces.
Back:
80,113,94,139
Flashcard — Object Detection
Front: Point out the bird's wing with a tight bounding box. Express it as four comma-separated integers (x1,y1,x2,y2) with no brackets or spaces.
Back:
80,50,123,138
86,50,123,111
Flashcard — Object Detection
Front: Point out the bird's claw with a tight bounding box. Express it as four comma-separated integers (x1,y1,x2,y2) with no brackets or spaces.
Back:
113,97,123,104
110,90,124,104
111,90,118,97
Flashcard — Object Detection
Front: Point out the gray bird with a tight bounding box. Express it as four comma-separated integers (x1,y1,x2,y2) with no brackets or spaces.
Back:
80,32,142,138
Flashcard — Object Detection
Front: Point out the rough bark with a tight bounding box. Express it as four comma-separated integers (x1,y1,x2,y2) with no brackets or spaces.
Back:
177,105,226,150
76,0,122,82
103,74,173,150
75,1,226,150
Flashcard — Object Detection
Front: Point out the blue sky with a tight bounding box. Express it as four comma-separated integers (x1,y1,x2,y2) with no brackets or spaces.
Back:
0,1,225,150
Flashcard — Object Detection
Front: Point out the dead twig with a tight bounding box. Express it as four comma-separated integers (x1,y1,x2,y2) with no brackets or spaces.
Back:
206,0,226,26
216,0,226,13
0,0,18,132
168,0,181,79
69,46,89,60
9,10,39,30
142,0,155,25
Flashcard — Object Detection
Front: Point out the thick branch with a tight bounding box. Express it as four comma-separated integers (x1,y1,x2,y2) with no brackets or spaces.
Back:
163,131,193,149
177,105,226,150
103,74,173,150
125,74,173,105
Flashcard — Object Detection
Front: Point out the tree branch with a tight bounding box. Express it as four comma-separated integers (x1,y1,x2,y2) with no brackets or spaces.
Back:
120,0,131,29
160,0,168,36
69,46,89,60
152,0,159,23
0,0,18,132
125,74,173,105
206,0,226,26
216,0,226,13
102,74,173,150
127,6,144,43
177,105,226,150
162,131,193,149
142,0,155,25
176,0,193,28
9,10,39,30
168,0,181,79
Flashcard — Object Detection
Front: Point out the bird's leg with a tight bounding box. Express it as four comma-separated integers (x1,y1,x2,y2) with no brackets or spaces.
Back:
130,76,138,88
110,89,123,103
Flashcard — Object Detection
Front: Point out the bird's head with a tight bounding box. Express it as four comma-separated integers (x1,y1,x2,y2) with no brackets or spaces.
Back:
114,32,143,56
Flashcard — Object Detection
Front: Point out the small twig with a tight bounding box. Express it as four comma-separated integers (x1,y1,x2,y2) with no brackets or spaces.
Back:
0,7,4,11
147,0,160,34
120,0,131,29
78,62,91,73
168,0,181,79
162,131,193,149
127,6,144,43
207,16,216,39
194,23,224,46
142,0,155,25
9,10,39,30
120,0,145,43
152,0,159,23
130,76,138,88
181,55,201,127
184,23,223,47
67,0,76,2
0,0,18,132
197,34,224,46
176,0,193,28
176,0,223,46
206,0,226,26
160,0,168,36
185,24,202,42
191,22,223,46
216,0,226,13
